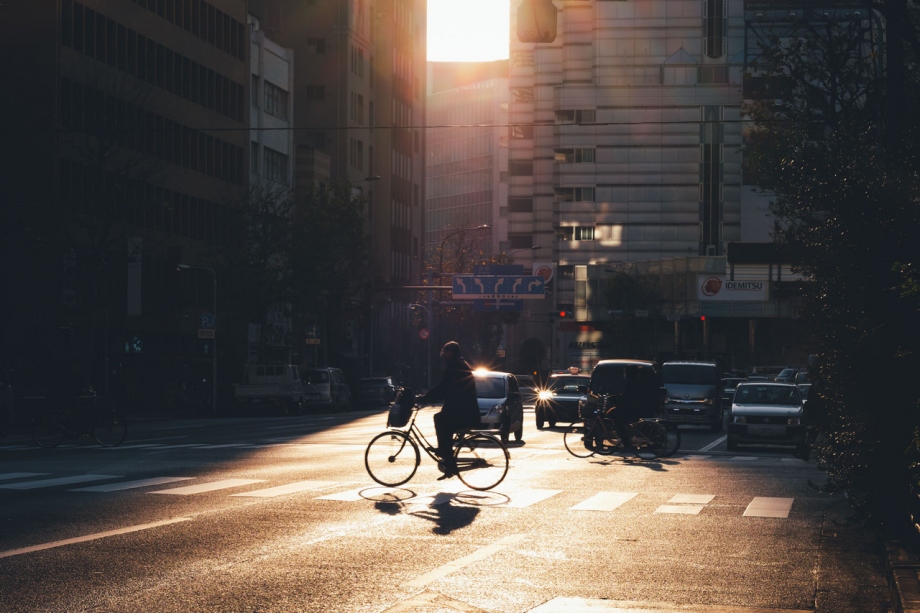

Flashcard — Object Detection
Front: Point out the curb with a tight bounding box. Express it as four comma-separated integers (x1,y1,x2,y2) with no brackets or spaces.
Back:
884,542,920,613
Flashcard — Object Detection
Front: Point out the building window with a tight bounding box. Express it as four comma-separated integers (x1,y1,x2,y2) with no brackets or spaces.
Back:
306,84,325,101
512,87,533,102
511,125,534,139
699,65,729,84
705,0,726,58
264,147,288,183
509,161,533,176
263,82,288,119
556,226,595,241
307,37,326,54
351,45,365,77
251,142,259,175
508,197,534,213
555,109,596,124
555,187,595,202
350,92,364,124
349,138,364,170
508,234,533,249
251,75,260,108
554,148,595,163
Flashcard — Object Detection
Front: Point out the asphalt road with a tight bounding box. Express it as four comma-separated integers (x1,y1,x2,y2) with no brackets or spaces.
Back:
0,407,893,613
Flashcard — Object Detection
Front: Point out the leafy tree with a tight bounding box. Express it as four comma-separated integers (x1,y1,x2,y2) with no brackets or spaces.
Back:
743,6,920,527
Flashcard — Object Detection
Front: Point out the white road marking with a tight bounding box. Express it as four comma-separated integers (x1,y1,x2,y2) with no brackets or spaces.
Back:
498,489,562,508
405,534,526,588
149,478,264,495
530,597,811,612
570,491,637,512
0,474,121,490
70,477,196,492
0,517,192,559
700,436,727,452
230,480,336,498
656,504,705,515
0,472,49,481
744,496,794,518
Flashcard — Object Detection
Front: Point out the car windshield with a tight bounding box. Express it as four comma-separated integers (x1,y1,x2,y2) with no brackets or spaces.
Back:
777,368,796,379
734,385,801,405
302,371,329,384
362,379,390,387
662,364,718,384
590,364,656,395
549,377,586,391
475,377,507,399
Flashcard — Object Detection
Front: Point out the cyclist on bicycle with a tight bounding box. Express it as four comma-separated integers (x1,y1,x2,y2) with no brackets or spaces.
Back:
417,341,480,479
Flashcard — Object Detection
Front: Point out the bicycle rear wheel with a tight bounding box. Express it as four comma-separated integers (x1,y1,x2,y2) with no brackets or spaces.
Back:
454,433,508,490
563,422,595,458
31,412,66,448
659,421,681,457
93,405,127,447
627,420,668,458
365,431,419,487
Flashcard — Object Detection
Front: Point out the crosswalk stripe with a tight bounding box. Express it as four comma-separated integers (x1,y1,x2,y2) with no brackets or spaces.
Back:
230,480,336,498
499,489,562,508
669,494,715,505
656,504,705,514
70,477,196,492
0,475,121,490
744,496,794,518
149,478,265,495
317,486,392,501
571,491,637,512
0,472,49,481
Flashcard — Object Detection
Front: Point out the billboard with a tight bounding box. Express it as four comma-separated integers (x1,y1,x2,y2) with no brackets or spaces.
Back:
696,275,769,301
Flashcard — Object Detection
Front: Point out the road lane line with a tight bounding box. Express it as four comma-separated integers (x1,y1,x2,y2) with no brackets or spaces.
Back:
405,534,526,588
570,491,637,512
230,480,336,498
744,496,794,518
70,477,196,492
149,478,264,495
0,472,49,481
0,474,121,490
0,517,192,559
700,436,726,452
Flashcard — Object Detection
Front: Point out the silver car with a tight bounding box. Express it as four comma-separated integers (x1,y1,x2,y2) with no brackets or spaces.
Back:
727,382,807,456
474,370,524,444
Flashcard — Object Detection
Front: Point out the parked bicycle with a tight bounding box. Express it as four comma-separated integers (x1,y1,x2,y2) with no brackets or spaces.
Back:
365,389,509,491
564,399,671,459
30,389,127,448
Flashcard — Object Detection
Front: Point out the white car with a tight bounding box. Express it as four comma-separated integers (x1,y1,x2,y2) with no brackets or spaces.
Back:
474,370,524,444
727,382,807,456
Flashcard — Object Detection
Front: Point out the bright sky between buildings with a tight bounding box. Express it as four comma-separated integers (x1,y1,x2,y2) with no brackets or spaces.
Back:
427,0,510,62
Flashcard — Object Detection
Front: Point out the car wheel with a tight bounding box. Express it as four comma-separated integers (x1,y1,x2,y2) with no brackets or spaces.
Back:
795,443,810,460
726,438,738,452
499,418,511,444
514,427,523,442
549,420,557,429
535,407,545,430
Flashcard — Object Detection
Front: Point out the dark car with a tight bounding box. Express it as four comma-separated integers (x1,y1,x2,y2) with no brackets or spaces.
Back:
514,374,539,406
354,377,398,407
720,377,748,412
534,373,590,429
580,359,666,423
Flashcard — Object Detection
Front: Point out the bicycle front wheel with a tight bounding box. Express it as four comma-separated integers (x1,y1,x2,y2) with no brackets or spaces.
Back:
365,431,419,487
659,421,681,457
31,412,65,448
93,406,128,447
454,433,508,490
563,422,595,458
627,420,668,458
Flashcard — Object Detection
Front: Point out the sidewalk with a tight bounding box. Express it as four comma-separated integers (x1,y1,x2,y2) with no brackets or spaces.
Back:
885,541,920,613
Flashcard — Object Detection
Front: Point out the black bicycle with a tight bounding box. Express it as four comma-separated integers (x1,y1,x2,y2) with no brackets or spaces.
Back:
365,390,510,491
30,391,127,448
564,405,670,459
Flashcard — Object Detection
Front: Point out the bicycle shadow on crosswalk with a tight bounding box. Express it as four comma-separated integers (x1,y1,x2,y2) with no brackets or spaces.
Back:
363,486,511,533
586,455,681,472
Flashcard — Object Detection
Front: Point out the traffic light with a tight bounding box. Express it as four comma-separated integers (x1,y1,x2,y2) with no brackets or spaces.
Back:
558,310,572,319
516,0,557,43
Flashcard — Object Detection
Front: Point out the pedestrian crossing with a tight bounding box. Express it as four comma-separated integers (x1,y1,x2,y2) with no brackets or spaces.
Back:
0,470,799,518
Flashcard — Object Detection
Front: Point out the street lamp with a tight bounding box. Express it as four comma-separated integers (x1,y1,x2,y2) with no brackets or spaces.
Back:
407,303,431,389
176,263,217,417
504,245,543,261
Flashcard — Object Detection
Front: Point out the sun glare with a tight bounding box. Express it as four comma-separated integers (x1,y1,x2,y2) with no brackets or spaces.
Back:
427,0,510,62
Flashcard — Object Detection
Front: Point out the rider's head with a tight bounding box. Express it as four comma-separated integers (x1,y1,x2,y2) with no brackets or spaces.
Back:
440,341,461,363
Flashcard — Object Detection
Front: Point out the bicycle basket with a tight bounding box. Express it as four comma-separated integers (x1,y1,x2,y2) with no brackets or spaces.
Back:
387,387,415,428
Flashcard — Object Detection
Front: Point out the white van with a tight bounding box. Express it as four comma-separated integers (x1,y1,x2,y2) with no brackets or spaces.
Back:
301,367,351,411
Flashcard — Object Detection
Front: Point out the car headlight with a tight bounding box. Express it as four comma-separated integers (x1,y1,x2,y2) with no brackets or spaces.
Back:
488,404,506,415
537,390,554,402
787,417,801,425
733,415,747,424
704,398,714,405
